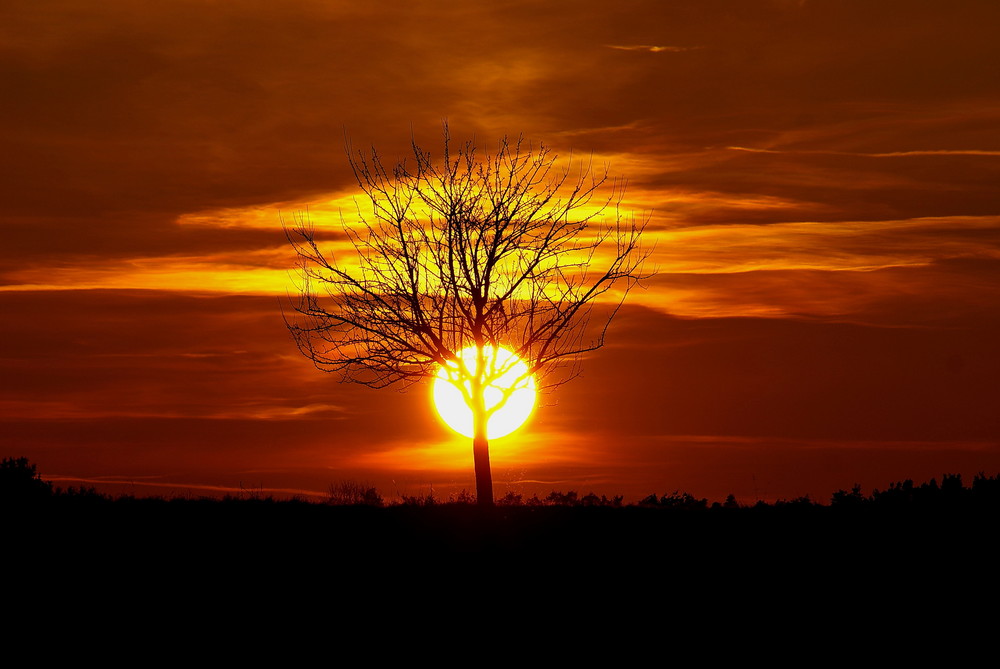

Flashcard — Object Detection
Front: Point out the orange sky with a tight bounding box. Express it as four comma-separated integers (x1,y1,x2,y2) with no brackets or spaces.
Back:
3,0,999,503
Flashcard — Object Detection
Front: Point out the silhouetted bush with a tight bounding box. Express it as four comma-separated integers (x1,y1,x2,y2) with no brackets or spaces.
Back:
972,472,1000,504
774,494,818,508
639,491,708,510
496,491,523,506
328,480,383,507
448,489,476,505
57,485,108,500
0,457,53,502
831,484,867,507
546,490,579,506
399,492,436,506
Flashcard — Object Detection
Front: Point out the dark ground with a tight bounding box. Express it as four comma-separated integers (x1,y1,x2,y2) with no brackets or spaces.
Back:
5,459,996,624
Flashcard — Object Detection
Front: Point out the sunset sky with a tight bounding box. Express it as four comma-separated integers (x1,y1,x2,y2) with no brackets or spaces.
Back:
3,0,999,503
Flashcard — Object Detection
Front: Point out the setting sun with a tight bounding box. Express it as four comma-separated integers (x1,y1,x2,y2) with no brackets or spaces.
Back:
433,346,537,439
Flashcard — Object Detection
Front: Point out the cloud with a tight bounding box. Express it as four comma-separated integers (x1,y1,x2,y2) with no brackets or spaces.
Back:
728,146,1000,158
43,474,329,500
605,44,703,53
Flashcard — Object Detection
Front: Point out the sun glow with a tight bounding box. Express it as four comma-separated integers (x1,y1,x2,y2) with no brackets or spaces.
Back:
433,346,537,439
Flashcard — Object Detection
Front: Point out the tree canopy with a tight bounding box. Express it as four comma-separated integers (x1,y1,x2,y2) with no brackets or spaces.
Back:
285,125,650,504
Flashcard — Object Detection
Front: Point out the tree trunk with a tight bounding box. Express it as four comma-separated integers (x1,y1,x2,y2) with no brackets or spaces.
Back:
471,353,493,506
473,413,493,507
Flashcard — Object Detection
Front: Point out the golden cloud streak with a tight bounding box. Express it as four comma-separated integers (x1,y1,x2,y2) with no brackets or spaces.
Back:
8,145,996,329
177,193,360,229
650,216,1000,274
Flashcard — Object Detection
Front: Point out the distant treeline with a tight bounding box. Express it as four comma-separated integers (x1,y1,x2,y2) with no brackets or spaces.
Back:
7,455,1000,578
4,456,999,511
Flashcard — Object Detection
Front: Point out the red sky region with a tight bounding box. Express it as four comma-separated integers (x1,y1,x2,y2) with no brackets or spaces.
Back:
2,0,1000,503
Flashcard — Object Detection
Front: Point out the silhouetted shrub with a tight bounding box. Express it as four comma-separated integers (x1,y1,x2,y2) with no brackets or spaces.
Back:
496,491,523,506
639,491,709,510
546,491,579,506
579,492,623,507
972,472,1000,504
0,457,53,502
525,494,545,507
638,494,660,507
57,485,107,500
399,492,436,506
831,484,866,507
941,473,964,501
328,480,383,507
775,495,818,508
870,479,915,507
539,490,622,506
448,489,476,505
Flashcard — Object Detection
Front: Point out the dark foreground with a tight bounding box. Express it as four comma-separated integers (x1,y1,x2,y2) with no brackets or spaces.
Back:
8,483,997,566
7,494,996,629
7,461,995,644
5,460,997,604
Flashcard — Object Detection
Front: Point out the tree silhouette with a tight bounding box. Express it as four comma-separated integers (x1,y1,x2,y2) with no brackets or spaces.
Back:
0,456,53,502
285,125,649,505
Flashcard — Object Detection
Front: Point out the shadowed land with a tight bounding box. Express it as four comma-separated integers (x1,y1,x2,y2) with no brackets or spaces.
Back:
5,457,997,563
6,457,996,625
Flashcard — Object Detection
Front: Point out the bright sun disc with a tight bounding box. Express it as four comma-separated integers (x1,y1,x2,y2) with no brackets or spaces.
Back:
433,346,537,439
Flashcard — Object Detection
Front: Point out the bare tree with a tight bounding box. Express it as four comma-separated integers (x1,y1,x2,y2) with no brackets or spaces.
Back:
285,125,650,506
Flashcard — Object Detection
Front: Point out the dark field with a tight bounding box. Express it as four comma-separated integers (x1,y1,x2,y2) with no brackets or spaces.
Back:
6,458,996,580
9,461,992,650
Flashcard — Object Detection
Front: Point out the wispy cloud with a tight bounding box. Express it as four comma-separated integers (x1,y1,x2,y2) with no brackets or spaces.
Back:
552,120,648,138
0,399,347,421
44,475,328,499
728,146,1000,157
606,44,703,53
